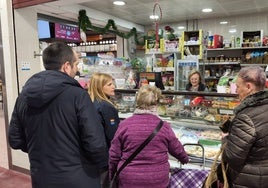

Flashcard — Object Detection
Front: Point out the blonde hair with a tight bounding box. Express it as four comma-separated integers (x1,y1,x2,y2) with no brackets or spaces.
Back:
89,73,114,106
188,70,202,84
136,85,162,110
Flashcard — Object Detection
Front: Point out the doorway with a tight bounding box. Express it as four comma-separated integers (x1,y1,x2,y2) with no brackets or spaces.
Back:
0,14,9,169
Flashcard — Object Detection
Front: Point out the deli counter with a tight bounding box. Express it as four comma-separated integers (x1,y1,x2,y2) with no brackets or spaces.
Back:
114,89,239,168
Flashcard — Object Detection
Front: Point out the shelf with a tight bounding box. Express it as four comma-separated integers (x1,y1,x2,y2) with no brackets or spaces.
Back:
115,89,238,97
204,77,220,80
240,64,268,66
164,86,175,90
118,112,221,130
146,51,179,55
203,61,240,65
184,43,201,46
181,30,204,60
207,46,268,51
153,67,175,72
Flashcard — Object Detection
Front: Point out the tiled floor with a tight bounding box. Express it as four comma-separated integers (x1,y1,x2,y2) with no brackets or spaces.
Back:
0,104,31,187
0,108,8,168
0,167,31,188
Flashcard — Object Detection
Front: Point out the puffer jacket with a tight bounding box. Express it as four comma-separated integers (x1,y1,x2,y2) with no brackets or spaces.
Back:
222,90,268,188
8,70,108,188
109,113,189,188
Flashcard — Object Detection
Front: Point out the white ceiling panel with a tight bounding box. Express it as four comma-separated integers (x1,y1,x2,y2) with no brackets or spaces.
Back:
32,0,268,26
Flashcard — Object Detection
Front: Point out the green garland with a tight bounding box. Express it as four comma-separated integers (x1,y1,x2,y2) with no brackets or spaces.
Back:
78,9,147,45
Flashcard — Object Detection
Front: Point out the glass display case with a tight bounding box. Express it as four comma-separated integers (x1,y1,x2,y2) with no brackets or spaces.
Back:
113,89,239,167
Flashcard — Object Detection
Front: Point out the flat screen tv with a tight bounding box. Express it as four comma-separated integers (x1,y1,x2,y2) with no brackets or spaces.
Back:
54,23,80,42
37,20,51,39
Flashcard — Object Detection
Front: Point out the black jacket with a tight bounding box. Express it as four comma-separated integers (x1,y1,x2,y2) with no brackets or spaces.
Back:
185,83,207,91
222,91,268,188
93,100,120,148
8,70,108,188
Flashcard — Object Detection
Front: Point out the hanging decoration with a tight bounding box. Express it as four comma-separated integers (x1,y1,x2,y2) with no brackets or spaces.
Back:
78,9,145,45
152,2,162,49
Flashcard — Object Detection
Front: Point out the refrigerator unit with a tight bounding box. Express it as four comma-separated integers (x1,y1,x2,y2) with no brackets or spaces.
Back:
175,59,199,90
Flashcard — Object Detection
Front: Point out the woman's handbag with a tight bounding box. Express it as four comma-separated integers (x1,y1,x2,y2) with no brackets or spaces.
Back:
109,120,163,188
202,144,229,188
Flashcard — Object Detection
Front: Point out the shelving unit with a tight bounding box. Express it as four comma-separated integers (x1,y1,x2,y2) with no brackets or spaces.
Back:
200,46,268,91
181,30,205,60
145,38,181,90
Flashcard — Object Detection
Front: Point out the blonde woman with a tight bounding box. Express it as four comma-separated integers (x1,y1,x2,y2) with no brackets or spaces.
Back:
109,85,189,188
89,72,120,148
89,73,120,188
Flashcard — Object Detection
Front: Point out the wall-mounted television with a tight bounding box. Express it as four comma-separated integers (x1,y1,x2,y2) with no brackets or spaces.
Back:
54,23,80,42
38,20,80,42
37,20,51,39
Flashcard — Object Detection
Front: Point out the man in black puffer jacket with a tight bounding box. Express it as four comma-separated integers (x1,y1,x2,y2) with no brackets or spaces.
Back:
222,66,268,188
8,42,108,188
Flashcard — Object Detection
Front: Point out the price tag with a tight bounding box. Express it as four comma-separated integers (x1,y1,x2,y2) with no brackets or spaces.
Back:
122,95,136,102
219,109,233,115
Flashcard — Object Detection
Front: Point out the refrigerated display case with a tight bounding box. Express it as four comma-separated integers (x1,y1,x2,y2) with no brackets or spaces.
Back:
113,89,239,167
175,59,199,90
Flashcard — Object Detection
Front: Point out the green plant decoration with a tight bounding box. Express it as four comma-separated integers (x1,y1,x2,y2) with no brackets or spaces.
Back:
78,9,147,45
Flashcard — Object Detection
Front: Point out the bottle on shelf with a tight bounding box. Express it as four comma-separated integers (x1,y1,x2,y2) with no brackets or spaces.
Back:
146,57,152,72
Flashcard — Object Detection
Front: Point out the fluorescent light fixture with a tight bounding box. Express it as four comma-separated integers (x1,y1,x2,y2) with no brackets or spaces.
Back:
178,26,185,30
229,28,237,33
202,8,213,13
113,1,126,6
149,15,159,20
220,21,228,24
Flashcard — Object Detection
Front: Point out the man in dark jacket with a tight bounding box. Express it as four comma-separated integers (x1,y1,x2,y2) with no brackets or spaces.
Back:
8,42,108,188
222,66,268,188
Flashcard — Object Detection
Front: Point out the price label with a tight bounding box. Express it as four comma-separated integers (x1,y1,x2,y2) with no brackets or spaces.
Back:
219,109,233,115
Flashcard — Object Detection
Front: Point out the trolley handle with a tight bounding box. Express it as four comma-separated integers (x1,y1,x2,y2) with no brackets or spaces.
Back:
181,143,206,169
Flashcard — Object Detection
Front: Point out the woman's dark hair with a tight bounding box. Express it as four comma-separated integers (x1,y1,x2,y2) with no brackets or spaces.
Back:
42,42,76,70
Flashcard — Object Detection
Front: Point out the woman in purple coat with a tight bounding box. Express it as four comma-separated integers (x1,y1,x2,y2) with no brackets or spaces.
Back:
109,85,189,188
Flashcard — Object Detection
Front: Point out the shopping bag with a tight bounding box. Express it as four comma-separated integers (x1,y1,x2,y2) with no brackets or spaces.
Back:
202,145,229,188
202,163,228,188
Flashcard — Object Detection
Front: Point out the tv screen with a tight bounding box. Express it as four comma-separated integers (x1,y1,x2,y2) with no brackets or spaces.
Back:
54,23,80,42
37,20,51,39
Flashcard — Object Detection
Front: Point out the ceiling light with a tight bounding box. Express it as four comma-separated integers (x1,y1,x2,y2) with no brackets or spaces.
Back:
113,1,126,6
149,15,159,20
202,8,213,13
178,26,185,30
229,28,237,33
220,21,228,25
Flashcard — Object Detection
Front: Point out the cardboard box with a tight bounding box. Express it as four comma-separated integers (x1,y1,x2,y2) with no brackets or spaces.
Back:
208,35,223,48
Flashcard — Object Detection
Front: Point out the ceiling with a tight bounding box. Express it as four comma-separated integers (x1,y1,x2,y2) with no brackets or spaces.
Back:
33,0,268,28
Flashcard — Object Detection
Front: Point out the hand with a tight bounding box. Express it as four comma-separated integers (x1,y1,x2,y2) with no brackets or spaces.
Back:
221,132,229,139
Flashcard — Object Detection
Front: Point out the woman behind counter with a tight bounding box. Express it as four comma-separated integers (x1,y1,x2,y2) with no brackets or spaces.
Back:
186,70,207,91
109,85,189,188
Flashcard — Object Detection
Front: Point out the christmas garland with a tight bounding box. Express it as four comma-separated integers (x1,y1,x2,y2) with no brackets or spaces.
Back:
78,9,147,45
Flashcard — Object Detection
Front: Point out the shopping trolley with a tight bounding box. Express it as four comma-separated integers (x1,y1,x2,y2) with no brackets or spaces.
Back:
169,143,209,188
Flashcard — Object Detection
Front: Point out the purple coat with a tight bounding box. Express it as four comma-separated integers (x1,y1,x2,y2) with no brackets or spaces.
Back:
109,113,189,188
